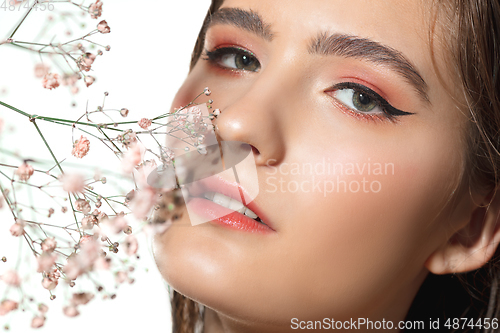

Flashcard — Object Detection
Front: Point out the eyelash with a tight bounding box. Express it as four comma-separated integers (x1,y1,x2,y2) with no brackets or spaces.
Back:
328,82,414,122
203,47,413,122
203,47,260,72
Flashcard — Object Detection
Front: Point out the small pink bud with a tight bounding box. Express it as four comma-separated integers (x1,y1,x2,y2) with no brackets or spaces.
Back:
63,305,80,317
97,20,110,34
84,76,95,87
1,270,21,286
31,315,45,328
16,163,34,181
9,222,25,237
41,237,57,252
41,277,58,290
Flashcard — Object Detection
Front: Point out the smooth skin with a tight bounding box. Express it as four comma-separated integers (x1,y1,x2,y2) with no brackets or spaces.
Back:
153,0,500,332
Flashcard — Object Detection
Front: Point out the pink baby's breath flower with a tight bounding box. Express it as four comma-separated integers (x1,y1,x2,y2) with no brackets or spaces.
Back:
88,0,103,19
161,147,175,164
115,271,128,284
62,259,82,280
75,199,91,214
42,73,60,90
61,73,79,86
174,105,205,133
100,215,128,235
120,130,137,148
97,20,110,33
31,315,45,328
138,118,152,130
16,163,34,181
120,108,129,117
47,268,60,280
77,53,96,72
9,222,25,237
77,237,100,269
41,276,58,290
34,63,49,78
203,87,211,96
1,270,21,286
37,253,57,273
71,292,94,306
96,211,108,222
62,173,85,193
135,159,158,187
79,235,93,246
131,187,157,219
38,303,48,313
124,235,138,255
0,300,18,316
72,135,90,158
94,257,111,270
81,215,96,230
122,143,143,173
41,237,57,252
63,305,80,317
84,75,95,87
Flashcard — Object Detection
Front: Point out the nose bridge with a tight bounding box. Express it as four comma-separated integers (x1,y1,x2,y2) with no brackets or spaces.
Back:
215,56,305,165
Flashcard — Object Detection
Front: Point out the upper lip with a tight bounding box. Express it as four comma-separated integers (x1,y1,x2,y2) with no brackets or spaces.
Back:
187,175,275,231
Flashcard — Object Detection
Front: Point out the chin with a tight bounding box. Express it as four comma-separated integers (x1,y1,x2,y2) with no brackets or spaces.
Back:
153,215,292,325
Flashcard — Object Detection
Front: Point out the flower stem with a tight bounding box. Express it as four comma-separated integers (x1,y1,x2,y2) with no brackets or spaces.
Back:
32,120,64,175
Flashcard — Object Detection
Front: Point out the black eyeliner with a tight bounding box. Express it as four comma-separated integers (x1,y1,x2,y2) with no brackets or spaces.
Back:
332,82,414,117
203,47,258,65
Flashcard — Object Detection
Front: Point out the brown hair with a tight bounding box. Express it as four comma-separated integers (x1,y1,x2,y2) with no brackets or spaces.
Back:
405,1,500,331
170,0,500,331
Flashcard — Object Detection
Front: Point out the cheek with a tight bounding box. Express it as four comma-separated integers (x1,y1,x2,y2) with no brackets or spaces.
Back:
268,123,465,315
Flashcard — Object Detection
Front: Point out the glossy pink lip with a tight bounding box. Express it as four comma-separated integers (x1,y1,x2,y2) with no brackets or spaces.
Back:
188,198,273,233
186,175,275,233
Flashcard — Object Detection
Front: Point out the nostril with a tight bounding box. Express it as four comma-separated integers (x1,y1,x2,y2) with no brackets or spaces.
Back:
251,145,260,156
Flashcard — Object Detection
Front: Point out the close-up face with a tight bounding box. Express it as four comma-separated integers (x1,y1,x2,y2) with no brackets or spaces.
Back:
154,0,476,330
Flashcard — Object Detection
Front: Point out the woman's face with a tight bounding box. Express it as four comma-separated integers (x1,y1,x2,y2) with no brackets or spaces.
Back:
154,0,472,329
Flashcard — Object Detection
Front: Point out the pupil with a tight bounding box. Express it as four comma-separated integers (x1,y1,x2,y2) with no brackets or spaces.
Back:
358,93,371,105
241,55,251,66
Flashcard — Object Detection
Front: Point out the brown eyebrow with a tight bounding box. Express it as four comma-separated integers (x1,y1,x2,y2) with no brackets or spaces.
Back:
309,33,430,103
207,8,274,42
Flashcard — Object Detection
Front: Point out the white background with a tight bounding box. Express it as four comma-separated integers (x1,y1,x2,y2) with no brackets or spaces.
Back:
0,1,209,332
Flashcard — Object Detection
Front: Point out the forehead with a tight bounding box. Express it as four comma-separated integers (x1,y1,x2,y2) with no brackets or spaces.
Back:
219,0,432,39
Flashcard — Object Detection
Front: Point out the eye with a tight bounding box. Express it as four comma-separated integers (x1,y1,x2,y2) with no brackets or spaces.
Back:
204,47,261,72
334,89,380,113
329,82,414,118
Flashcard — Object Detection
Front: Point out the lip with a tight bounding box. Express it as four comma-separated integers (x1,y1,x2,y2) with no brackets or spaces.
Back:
186,175,275,233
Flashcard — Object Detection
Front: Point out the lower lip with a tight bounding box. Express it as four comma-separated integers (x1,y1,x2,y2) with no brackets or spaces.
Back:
187,197,274,234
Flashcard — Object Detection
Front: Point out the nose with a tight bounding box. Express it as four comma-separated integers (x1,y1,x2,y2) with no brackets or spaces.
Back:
213,71,289,167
